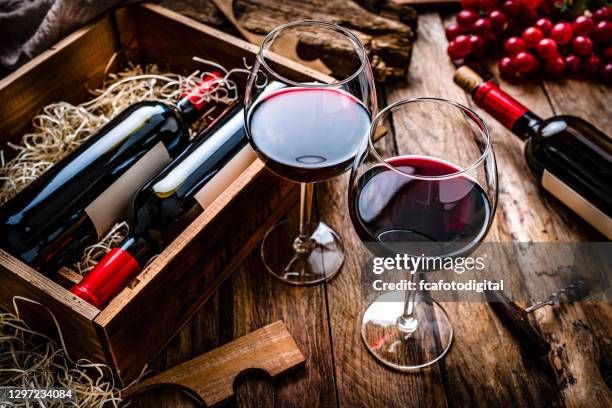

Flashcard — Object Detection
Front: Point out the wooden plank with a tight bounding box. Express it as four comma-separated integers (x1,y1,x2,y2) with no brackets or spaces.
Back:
123,321,305,407
542,79,611,134
0,15,118,149
227,233,338,407
0,250,106,364
384,12,564,406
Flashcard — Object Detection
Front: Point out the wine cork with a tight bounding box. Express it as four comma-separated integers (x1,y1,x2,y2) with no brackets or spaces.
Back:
453,66,484,94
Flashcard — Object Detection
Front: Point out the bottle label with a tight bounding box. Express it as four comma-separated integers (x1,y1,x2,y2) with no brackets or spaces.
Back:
85,142,171,237
193,145,257,209
542,169,612,239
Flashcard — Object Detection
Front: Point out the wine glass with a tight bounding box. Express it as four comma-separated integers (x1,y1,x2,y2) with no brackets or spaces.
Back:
244,21,377,285
348,98,497,369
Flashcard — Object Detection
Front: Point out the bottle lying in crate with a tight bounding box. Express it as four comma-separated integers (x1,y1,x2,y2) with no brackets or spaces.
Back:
454,66,612,239
0,72,221,275
71,99,256,307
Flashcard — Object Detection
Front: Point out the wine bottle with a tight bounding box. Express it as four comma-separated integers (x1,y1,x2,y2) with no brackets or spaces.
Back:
454,66,612,239
0,72,222,275
70,101,257,307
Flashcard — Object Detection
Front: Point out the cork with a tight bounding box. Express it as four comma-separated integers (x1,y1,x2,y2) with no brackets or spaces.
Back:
453,66,484,94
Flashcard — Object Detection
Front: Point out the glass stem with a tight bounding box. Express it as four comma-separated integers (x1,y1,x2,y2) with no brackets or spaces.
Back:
397,271,419,334
293,183,316,254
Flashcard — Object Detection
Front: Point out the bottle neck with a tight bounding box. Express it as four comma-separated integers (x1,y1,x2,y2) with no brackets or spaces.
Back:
70,234,158,308
472,81,542,141
176,71,222,125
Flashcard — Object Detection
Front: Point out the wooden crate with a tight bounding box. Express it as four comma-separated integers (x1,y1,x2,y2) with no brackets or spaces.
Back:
0,3,305,385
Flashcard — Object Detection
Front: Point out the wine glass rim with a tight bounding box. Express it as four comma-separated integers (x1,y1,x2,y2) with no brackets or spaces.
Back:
257,20,368,88
368,97,492,180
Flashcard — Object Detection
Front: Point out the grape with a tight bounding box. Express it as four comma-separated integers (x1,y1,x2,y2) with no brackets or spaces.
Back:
520,0,542,10
544,56,565,77
535,18,553,35
489,10,508,33
573,16,594,36
523,27,544,48
499,57,516,79
537,38,558,59
503,0,522,17
572,36,593,56
482,31,499,48
480,0,499,12
564,54,582,76
593,7,612,23
446,23,464,41
457,10,479,29
470,35,486,56
537,1,554,16
593,21,612,43
505,36,526,56
451,0,612,82
518,8,539,26
448,35,473,59
551,23,574,45
512,51,538,73
602,63,612,83
583,54,602,78
474,18,494,34
461,0,480,10
604,46,612,62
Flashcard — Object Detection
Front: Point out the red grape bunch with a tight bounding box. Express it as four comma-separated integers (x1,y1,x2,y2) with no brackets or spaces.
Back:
446,0,612,83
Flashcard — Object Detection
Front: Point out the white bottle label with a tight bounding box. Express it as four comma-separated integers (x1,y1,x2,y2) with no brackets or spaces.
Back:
85,142,171,237
542,169,612,239
193,145,257,210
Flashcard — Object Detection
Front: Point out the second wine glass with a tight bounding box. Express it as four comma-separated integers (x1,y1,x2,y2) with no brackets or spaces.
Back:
244,20,377,285
349,98,498,370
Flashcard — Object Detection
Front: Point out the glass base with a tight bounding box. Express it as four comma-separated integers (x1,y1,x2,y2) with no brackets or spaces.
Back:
361,291,453,370
261,219,344,285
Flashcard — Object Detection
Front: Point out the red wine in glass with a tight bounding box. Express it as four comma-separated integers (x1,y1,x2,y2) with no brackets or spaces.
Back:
247,87,371,183
349,155,492,258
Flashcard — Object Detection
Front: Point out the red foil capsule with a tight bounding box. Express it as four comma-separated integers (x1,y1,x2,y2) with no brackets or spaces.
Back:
70,248,141,308
181,71,223,110
472,81,528,129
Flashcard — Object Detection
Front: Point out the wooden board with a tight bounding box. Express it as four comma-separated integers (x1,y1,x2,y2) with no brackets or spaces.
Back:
123,321,305,406
130,7,611,408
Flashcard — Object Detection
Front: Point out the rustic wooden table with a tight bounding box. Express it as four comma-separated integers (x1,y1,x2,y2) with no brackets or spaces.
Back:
131,9,611,408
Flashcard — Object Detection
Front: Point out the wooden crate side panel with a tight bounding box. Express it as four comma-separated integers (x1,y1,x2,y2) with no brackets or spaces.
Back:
0,16,118,148
133,4,329,83
96,163,297,383
0,250,106,363
133,4,259,74
113,7,143,65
